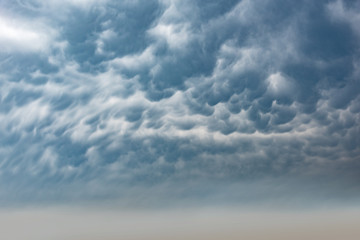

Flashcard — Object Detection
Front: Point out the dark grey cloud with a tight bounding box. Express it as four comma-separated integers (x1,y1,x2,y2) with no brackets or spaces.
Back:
0,0,359,207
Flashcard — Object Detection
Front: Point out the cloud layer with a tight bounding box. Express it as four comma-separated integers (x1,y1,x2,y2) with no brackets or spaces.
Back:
0,0,359,206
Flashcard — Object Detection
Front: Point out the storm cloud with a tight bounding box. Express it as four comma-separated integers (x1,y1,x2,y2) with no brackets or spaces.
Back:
0,0,359,206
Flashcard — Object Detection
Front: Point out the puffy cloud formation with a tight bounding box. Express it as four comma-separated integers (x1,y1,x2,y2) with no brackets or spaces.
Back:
0,0,359,205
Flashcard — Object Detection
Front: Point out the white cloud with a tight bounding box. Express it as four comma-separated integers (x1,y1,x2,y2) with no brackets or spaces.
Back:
95,29,117,55
327,0,360,37
29,147,58,176
148,23,192,50
148,0,194,51
3,99,50,131
111,46,156,70
16,0,108,11
0,15,55,53
266,72,295,97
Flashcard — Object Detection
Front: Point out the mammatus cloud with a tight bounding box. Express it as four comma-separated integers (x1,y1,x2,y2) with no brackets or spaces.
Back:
0,0,359,205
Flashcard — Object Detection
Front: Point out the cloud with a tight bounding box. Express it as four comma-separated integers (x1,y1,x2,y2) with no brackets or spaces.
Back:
0,15,55,53
327,0,360,37
0,0,359,206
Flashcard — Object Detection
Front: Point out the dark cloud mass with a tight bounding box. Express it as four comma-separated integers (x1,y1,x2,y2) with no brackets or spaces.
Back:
0,0,359,206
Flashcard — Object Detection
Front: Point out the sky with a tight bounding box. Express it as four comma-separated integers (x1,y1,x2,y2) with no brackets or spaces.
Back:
1,207,360,240
0,0,359,210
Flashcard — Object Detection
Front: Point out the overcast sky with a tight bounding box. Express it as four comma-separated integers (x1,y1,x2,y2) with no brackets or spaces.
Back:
1,207,360,240
0,0,359,208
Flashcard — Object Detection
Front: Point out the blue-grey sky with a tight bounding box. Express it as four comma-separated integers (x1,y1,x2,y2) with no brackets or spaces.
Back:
0,0,359,207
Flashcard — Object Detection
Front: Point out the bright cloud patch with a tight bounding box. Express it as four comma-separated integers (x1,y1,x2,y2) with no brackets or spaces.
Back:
0,16,54,52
